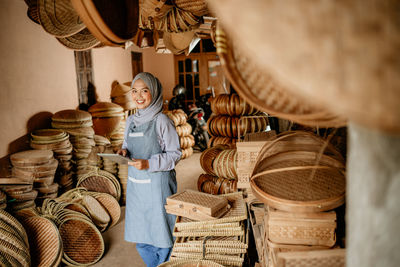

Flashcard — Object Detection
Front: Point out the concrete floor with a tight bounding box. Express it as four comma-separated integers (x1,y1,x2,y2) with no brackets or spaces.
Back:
93,151,203,267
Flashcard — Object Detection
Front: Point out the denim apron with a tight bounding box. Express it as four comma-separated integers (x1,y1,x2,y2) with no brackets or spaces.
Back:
124,116,177,248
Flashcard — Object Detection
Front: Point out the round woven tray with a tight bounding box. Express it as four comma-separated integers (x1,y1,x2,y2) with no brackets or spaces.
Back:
77,170,121,201
59,217,104,266
250,166,345,212
22,216,62,267
92,193,121,229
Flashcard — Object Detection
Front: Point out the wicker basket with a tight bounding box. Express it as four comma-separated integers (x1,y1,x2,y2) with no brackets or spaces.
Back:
216,26,346,127
276,248,345,267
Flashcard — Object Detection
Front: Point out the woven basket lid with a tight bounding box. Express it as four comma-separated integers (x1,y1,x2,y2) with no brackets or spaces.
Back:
52,109,92,123
13,158,58,172
174,0,208,17
51,119,93,129
22,216,62,267
57,28,101,51
38,0,85,37
59,217,104,265
251,166,345,212
65,127,95,138
7,189,38,202
10,150,54,167
31,129,67,141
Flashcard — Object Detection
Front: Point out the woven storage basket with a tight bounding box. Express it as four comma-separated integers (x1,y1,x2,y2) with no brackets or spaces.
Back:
266,207,337,247
158,259,224,267
58,217,104,266
215,27,346,127
166,190,229,221
22,216,62,267
250,166,345,213
173,235,247,254
200,144,229,175
276,248,345,267
266,239,329,267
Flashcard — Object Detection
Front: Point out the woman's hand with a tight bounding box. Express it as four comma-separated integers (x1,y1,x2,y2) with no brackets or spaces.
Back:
117,149,127,157
128,159,149,170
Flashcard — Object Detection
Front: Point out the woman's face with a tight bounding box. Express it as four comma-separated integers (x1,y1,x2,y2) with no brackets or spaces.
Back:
132,79,152,109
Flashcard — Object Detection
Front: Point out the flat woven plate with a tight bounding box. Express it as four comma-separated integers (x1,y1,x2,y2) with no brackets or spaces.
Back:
82,195,110,228
10,150,54,166
22,216,62,267
251,166,345,212
59,217,104,266
93,193,121,229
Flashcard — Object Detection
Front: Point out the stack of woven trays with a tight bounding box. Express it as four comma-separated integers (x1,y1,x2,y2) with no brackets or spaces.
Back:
30,129,74,193
0,178,37,213
52,109,96,183
10,150,59,207
88,102,124,138
198,144,238,195
109,117,126,148
76,168,121,202
101,146,119,176
0,209,31,266
166,109,194,159
208,94,268,148
249,131,346,266
93,135,112,169
166,191,248,266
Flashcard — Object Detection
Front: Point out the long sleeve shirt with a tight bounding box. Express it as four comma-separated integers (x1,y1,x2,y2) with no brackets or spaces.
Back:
122,113,182,172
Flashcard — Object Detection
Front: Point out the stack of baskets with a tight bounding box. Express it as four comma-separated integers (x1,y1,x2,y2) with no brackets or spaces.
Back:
10,150,59,207
167,191,248,266
92,135,111,169
0,209,31,266
208,94,268,148
0,178,37,213
88,102,125,138
51,109,96,184
117,164,128,205
30,129,74,193
249,131,346,266
166,109,195,159
101,146,119,177
197,145,237,195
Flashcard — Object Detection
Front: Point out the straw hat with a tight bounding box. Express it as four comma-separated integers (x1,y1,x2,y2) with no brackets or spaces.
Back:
57,28,101,51
163,31,195,54
38,0,85,37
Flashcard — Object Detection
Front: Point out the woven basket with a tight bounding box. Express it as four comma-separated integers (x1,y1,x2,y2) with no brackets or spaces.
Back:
77,169,121,201
199,144,229,175
266,207,337,247
276,248,345,267
174,235,247,254
216,27,346,127
158,259,224,267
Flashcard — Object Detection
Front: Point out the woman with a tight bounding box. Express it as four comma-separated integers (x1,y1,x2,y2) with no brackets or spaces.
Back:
118,72,181,267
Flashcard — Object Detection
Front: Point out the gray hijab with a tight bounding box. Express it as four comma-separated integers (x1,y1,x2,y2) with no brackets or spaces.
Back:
130,72,163,126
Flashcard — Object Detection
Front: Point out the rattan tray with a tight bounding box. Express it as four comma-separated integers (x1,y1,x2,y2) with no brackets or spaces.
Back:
77,169,121,201
276,248,345,267
10,150,54,167
159,259,224,267
250,166,346,213
22,216,62,267
173,235,247,254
